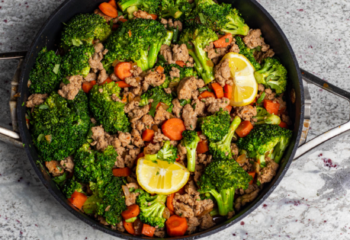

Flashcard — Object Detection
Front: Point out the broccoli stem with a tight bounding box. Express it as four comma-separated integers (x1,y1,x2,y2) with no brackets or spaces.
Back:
187,146,197,172
193,43,215,83
209,188,235,216
164,31,174,46
135,49,149,71
148,42,163,69
172,27,180,44
118,0,142,12
127,6,138,19
188,49,203,75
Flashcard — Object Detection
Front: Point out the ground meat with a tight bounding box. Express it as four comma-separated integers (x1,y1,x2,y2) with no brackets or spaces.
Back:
177,143,187,161
45,161,64,177
214,58,232,87
276,94,287,113
182,103,200,130
128,105,150,122
174,201,194,218
208,46,227,59
94,43,104,53
133,10,153,19
235,105,257,121
141,114,154,128
169,67,180,80
194,164,204,183
202,97,230,113
197,154,212,166
172,99,183,118
173,44,189,62
153,129,170,143
234,188,260,211
130,66,142,77
131,129,144,148
231,143,239,156
60,156,74,173
91,125,109,151
164,88,172,94
144,143,161,154
97,69,108,84
258,157,279,184
58,75,83,100
131,120,145,132
84,72,96,82
254,48,275,63
142,70,166,91
110,72,120,81
187,217,200,234
94,9,113,22
258,84,265,92
154,229,165,238
125,191,140,206
200,214,215,230
228,39,240,53
194,199,214,217
243,29,270,51
124,100,139,114
160,44,174,64
192,99,206,116
118,132,132,147
89,54,104,73
125,148,141,169
177,77,205,100
264,88,276,100
154,106,172,125
125,76,141,87
282,114,292,125
26,94,48,108
98,216,109,226
115,221,125,232
173,20,183,31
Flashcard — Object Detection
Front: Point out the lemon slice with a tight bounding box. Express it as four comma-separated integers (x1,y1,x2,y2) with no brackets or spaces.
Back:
221,52,258,107
136,158,190,195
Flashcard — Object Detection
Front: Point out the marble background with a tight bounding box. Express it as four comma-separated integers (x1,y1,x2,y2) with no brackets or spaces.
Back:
1,0,350,239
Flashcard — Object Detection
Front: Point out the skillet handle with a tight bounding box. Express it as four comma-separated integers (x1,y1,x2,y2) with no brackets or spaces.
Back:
0,52,26,148
294,69,350,160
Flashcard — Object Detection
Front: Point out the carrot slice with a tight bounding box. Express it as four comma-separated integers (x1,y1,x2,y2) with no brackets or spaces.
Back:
119,18,127,23
114,62,132,80
225,105,232,112
224,84,232,99
236,121,254,138
123,221,135,235
279,121,288,128
175,60,185,67
213,33,233,48
142,224,156,237
108,0,117,8
196,140,209,154
112,167,131,177
167,193,175,215
150,14,158,20
99,2,118,18
166,215,188,237
128,30,132,37
82,80,96,93
248,172,256,185
198,91,215,100
211,83,224,98
137,152,145,159
68,191,87,210
142,129,155,142
100,78,113,85
263,99,280,115
116,81,131,88
156,65,164,74
122,204,140,220
162,118,186,141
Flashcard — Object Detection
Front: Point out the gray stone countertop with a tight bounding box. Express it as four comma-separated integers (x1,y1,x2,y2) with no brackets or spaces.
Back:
1,0,350,239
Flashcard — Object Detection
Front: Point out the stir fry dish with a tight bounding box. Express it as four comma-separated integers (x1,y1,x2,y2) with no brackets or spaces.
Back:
25,0,293,237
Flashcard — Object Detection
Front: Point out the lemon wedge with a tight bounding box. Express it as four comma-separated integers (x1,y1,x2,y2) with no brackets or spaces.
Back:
136,158,190,195
221,52,258,107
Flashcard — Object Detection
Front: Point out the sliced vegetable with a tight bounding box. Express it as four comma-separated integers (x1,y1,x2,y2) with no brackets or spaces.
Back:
82,80,97,93
123,221,135,235
235,121,253,138
162,118,186,141
114,62,132,80
116,81,131,88
211,83,224,98
263,99,280,115
112,167,131,177
198,91,215,100
175,60,185,67
166,215,188,237
279,121,288,129
224,84,232,99
122,204,140,220
68,191,87,210
99,2,118,18
166,193,175,215
142,129,155,142
213,33,233,48
196,140,209,154
141,223,156,237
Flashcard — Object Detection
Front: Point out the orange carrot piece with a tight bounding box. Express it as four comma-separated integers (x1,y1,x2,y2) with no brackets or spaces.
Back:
196,140,209,154
150,14,158,20
248,172,256,185
82,80,96,93
263,99,280,115
108,0,117,8
123,221,135,235
198,91,216,100
166,215,188,237
175,60,185,67
142,224,156,237
279,121,288,128
156,65,164,74
162,118,186,141
137,152,145,159
119,18,127,23
99,2,118,18
122,204,140,220
142,129,155,142
224,84,232,99
112,167,131,177
100,77,113,85
167,193,175,215
68,191,87,210
128,30,132,37
236,121,254,138
211,83,224,98
225,105,232,112
213,33,233,48
116,81,131,88
114,62,132,80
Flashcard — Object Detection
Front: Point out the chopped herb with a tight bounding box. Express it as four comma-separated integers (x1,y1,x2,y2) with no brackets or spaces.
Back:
225,38,229,43
156,171,159,175
257,92,266,104
129,187,135,193
192,103,197,110
179,99,191,107
22,102,25,107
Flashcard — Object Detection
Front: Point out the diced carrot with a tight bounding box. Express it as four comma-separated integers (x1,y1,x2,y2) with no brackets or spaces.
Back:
156,65,164,74
150,14,158,20
142,129,155,142
68,191,87,210
175,154,180,161
128,30,132,37
108,0,117,8
100,78,113,85
197,140,209,154
236,121,254,138
122,204,140,220
112,167,131,177
175,60,185,67
248,172,256,185
279,121,288,129
114,62,132,80
225,105,232,112
198,91,215,100
99,2,118,18
166,215,188,237
224,84,232,99
142,224,156,237
211,83,224,98
82,80,96,93
119,18,127,23
263,99,280,115
213,33,233,48
167,193,175,215
176,187,185,195
123,221,135,235
137,152,145,159
162,118,186,141
116,81,131,88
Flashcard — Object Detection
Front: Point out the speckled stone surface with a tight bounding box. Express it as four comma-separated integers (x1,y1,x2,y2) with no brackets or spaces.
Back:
1,0,350,239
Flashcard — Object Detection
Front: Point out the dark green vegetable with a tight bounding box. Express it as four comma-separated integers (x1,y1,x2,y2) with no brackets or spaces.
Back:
52,172,67,186
62,178,84,198
160,0,194,19
61,45,95,78
182,130,200,172
139,86,174,117
145,141,178,163
28,47,62,94
256,92,266,104
254,106,281,125
118,0,160,14
235,36,261,70
201,109,231,142
137,192,167,227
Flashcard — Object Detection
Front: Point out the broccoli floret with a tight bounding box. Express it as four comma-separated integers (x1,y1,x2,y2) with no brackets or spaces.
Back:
209,116,241,160
74,143,100,183
103,19,167,71
61,13,112,48
89,82,130,133
194,0,249,36
145,141,178,163
237,124,292,166
197,160,251,216
160,0,194,19
235,36,261,70
28,48,61,94
137,192,167,228
182,130,200,172
62,178,84,198
254,58,288,94
118,0,160,13
61,45,95,78
30,91,90,162
200,109,231,142
52,172,67,186
162,63,197,87
139,86,174,117
179,23,218,83
254,106,281,125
